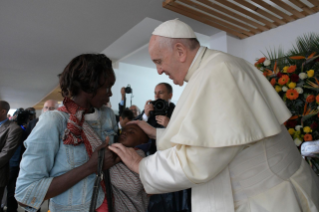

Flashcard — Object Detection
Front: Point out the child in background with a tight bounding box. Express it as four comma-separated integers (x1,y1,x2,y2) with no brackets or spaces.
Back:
110,124,149,212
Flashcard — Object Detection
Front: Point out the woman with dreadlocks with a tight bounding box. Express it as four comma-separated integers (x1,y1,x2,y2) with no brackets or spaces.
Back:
16,54,118,212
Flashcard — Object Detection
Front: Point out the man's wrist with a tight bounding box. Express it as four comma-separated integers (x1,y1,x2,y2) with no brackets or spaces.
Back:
134,158,142,174
142,113,149,122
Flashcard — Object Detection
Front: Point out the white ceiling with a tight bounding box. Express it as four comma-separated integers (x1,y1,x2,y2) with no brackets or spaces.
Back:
0,0,220,109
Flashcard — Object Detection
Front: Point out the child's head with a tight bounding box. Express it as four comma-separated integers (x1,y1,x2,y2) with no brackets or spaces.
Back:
119,124,148,147
119,109,134,128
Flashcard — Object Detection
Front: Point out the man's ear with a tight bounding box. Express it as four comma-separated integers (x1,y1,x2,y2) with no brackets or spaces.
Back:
168,93,173,100
175,43,187,63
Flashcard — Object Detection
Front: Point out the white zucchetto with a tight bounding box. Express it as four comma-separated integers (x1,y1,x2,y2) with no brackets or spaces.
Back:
152,19,197,39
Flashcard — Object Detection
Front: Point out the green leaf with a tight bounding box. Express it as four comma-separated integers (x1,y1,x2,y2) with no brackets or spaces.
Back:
302,113,318,122
303,86,319,92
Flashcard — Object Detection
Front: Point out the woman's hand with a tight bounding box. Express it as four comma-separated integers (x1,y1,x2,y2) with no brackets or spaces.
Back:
128,120,156,139
109,143,143,174
43,136,120,201
88,137,120,174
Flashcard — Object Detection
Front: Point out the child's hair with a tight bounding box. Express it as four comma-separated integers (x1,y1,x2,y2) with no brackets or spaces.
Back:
121,108,134,121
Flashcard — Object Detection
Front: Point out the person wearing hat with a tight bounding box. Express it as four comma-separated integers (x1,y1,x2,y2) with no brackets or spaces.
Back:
109,19,319,212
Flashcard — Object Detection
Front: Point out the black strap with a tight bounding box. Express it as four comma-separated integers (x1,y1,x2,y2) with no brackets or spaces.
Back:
89,144,113,212
103,169,113,212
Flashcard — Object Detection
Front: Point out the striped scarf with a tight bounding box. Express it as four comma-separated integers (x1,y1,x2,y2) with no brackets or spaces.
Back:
58,97,107,194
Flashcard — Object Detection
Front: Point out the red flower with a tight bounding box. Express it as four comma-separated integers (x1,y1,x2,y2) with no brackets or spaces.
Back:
304,134,313,141
286,120,298,128
270,78,276,86
316,95,319,103
257,57,266,64
290,74,299,82
277,72,283,78
287,65,297,73
306,95,315,103
310,122,318,130
286,89,299,100
278,75,290,85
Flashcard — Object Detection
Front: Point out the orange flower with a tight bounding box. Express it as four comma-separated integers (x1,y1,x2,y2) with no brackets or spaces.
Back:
257,57,266,64
270,78,276,86
304,134,313,141
290,56,306,60
306,95,315,103
263,71,267,77
278,75,290,85
287,65,297,73
286,89,299,100
316,94,319,103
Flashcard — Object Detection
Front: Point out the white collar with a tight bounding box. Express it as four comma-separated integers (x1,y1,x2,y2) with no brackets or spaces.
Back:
84,108,99,121
185,46,205,82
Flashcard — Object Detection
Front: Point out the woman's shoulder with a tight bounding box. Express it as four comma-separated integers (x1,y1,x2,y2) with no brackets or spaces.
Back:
39,110,68,123
99,105,114,114
99,106,117,121
36,110,68,133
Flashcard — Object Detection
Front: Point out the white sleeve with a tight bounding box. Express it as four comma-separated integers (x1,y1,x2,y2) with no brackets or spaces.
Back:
139,144,242,194
142,113,149,122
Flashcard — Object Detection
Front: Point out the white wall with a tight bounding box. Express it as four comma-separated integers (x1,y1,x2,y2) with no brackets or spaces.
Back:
210,13,319,64
111,62,186,114
209,31,228,53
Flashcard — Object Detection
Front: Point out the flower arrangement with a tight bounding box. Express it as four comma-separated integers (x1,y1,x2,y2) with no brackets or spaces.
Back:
255,33,319,173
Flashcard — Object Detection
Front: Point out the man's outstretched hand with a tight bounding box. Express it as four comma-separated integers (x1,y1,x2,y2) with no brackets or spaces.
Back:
109,143,143,174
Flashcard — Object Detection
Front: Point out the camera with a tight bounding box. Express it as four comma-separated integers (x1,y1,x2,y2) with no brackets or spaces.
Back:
125,84,132,94
149,99,169,116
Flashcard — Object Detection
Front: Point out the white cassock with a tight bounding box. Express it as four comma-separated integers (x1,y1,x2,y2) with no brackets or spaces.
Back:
139,47,319,212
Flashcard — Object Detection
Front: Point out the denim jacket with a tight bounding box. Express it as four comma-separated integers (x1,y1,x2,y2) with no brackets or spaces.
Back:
15,106,118,212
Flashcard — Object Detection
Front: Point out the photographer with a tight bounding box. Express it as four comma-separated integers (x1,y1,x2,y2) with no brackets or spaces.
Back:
119,87,140,119
136,84,191,212
136,83,175,153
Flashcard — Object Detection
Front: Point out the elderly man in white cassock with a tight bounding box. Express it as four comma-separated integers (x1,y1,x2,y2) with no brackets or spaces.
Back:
109,19,319,212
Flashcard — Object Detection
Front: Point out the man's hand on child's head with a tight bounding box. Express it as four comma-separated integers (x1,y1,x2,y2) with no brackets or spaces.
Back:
127,120,156,139
109,143,143,174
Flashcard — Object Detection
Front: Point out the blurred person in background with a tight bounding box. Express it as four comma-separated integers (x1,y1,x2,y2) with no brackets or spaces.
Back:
129,105,140,119
25,108,36,122
6,109,31,212
26,99,58,136
118,87,140,119
0,101,22,212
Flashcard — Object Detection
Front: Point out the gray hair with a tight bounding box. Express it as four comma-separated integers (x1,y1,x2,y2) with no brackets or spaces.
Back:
157,37,200,51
